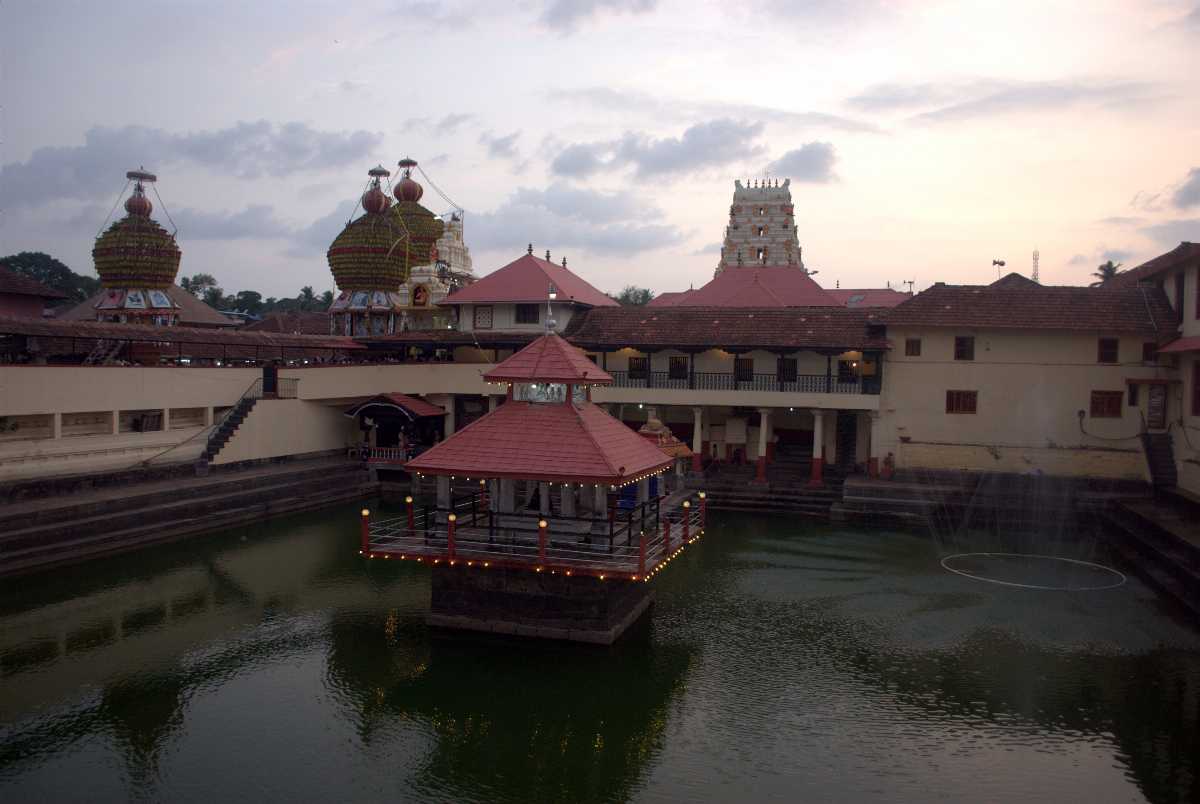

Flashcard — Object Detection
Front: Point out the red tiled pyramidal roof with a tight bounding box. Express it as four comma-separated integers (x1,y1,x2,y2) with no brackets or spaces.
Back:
484,332,613,384
664,267,840,308
405,399,672,483
442,251,618,307
886,280,1173,333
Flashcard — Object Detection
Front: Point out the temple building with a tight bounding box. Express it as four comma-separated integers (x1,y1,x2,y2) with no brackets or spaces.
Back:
394,212,475,331
327,160,446,336
87,170,183,326
0,264,66,318
715,178,804,276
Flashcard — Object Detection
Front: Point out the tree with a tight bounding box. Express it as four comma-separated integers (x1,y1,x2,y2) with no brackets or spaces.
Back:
202,285,227,309
297,286,317,311
234,290,263,315
1090,260,1122,286
612,285,655,306
320,289,334,308
180,273,218,297
0,251,99,304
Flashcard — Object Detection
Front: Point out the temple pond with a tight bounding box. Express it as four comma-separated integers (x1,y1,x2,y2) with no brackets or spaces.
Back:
1,503,1198,803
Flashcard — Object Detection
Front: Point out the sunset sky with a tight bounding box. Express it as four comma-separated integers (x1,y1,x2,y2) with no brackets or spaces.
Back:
2,0,1198,299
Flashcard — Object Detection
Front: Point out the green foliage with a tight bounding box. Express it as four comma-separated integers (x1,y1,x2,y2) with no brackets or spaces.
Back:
180,273,218,297
611,285,655,306
1090,260,1122,286
183,274,333,316
0,251,99,304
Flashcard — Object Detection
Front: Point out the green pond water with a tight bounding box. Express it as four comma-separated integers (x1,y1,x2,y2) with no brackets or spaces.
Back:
1,503,1198,803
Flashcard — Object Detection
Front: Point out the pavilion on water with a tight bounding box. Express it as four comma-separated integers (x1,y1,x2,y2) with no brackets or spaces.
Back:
360,330,707,642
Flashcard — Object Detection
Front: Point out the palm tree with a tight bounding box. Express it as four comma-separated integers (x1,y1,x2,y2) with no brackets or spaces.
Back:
297,286,316,311
1090,260,1122,286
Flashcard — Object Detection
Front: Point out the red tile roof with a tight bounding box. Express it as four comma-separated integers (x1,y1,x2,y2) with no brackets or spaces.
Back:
647,290,695,307
659,267,840,308
483,333,613,384
564,306,889,351
1159,336,1200,354
56,285,237,327
1104,242,1200,288
442,252,618,307
0,265,68,300
404,400,672,483
824,288,913,308
886,281,1174,334
343,393,446,418
244,311,331,335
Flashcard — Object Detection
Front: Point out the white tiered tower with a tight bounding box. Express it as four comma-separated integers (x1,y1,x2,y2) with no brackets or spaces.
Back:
715,178,805,277
395,212,475,330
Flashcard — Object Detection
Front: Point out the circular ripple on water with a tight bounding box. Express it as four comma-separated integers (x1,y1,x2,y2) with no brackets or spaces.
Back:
940,552,1127,591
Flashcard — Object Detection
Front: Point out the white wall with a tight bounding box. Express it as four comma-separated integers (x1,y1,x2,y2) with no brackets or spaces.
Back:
213,399,357,465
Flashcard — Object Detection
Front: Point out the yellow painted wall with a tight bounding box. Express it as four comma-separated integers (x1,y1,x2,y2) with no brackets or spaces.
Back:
0,366,258,416
212,399,357,465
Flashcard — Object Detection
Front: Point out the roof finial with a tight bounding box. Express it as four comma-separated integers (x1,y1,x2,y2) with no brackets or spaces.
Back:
545,249,551,262
561,256,567,269
527,243,533,255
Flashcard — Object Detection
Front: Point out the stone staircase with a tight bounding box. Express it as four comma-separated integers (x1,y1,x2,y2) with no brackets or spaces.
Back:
0,459,375,577
701,462,844,517
200,397,257,464
1141,432,1178,489
1104,496,1200,619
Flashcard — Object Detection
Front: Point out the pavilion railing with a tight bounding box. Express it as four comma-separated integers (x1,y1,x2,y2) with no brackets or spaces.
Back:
608,370,874,394
362,492,707,580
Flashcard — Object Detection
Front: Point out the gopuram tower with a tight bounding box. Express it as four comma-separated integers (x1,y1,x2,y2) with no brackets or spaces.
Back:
715,178,805,277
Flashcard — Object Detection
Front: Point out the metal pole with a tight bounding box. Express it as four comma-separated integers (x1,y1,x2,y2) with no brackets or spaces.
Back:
699,491,707,530
538,519,547,565
447,513,457,561
663,518,671,552
682,501,691,543
360,508,371,555
406,495,414,537
638,532,646,578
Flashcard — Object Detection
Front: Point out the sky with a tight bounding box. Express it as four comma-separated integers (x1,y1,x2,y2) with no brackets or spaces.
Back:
1,0,1199,299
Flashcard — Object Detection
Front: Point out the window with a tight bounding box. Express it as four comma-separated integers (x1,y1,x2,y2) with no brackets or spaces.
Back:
756,225,767,236
1097,338,1119,364
734,357,754,382
1128,383,1139,406
628,357,649,379
472,305,493,330
515,304,539,325
777,357,798,383
954,336,975,361
757,206,765,216
1194,362,1200,417
1142,342,1158,363
668,355,689,380
837,360,856,383
905,338,922,357
1090,391,1123,418
756,247,767,262
945,390,978,414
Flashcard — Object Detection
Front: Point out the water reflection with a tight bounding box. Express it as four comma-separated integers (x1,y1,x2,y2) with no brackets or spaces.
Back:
0,504,1197,803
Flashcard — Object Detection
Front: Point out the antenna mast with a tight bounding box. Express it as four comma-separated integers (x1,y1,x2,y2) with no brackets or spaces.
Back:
1032,248,1040,284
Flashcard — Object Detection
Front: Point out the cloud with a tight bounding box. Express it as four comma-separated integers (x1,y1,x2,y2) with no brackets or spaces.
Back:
848,79,1160,123
289,204,357,256
691,243,722,256
1140,219,1200,246
1067,254,1090,266
1098,216,1144,227
1101,248,1132,263
173,205,294,240
402,113,474,134
0,121,382,209
479,130,522,160
1067,246,1135,267
1172,167,1200,208
765,142,837,183
467,183,683,257
548,86,878,133
550,119,765,180
539,0,657,32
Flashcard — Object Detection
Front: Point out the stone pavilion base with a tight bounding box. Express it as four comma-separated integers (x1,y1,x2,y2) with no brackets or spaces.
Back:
428,565,655,644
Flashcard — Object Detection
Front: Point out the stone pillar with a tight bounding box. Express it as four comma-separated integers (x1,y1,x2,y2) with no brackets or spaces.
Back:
637,477,649,504
691,406,704,472
488,395,500,412
111,410,120,435
868,411,882,478
52,412,62,439
539,482,551,516
204,407,214,427
809,409,825,486
594,484,608,514
437,475,451,510
755,407,770,483
162,408,171,432
444,396,457,437
561,484,576,518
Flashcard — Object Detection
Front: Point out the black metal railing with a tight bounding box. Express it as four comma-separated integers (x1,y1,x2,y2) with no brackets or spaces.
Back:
608,370,876,394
